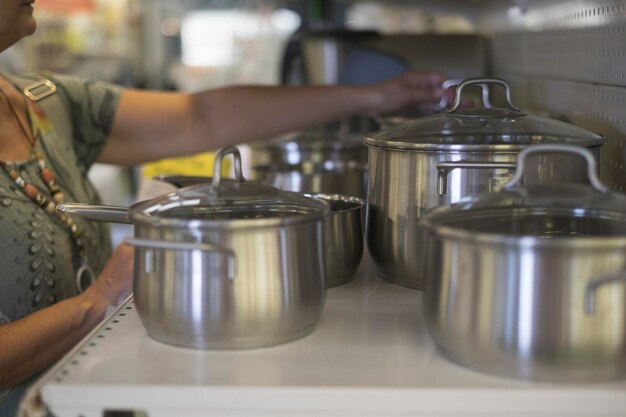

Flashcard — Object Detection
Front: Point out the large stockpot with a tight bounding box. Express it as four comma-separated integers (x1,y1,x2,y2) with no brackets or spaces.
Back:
60,147,330,350
422,145,626,382
363,78,605,290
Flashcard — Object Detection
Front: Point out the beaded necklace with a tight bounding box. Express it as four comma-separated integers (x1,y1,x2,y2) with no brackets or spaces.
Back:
0,79,95,293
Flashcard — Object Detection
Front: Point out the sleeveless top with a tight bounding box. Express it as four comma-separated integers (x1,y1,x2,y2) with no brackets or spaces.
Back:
0,72,122,417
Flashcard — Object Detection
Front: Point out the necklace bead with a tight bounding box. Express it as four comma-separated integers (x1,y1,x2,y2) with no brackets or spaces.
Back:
0,79,92,293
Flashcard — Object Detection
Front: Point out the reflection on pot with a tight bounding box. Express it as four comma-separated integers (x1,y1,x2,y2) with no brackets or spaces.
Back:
422,145,626,382
254,160,368,199
364,78,605,290
304,193,365,287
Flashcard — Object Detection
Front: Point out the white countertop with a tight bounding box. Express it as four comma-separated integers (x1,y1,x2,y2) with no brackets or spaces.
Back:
21,253,626,417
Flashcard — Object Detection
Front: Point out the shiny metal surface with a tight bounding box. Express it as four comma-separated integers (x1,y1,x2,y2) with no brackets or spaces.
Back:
22,254,626,417
365,146,600,289
62,147,329,349
254,160,368,199
305,194,364,287
423,227,626,382
130,220,326,349
58,203,131,224
422,145,626,382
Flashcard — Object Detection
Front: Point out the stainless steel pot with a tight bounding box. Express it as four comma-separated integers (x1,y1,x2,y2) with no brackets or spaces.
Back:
422,145,626,382
60,147,330,350
251,130,368,198
150,178,365,288
305,193,364,287
254,160,368,199
363,78,605,290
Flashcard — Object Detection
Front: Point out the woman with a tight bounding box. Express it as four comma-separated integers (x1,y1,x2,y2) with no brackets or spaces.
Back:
0,2,446,415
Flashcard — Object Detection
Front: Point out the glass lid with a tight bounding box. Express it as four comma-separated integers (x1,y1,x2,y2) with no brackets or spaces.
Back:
364,78,604,151
131,147,329,227
422,145,626,242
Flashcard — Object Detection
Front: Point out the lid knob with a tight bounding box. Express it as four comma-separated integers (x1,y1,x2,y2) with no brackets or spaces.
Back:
446,78,521,114
211,146,246,189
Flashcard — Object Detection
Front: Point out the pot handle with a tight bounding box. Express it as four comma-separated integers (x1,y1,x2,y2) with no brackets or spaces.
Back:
211,146,245,189
437,78,493,111
584,272,626,315
503,144,608,192
125,238,236,280
436,161,517,195
445,78,521,113
57,203,131,224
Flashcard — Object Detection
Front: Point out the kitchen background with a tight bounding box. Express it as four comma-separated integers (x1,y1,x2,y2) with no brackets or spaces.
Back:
1,0,625,245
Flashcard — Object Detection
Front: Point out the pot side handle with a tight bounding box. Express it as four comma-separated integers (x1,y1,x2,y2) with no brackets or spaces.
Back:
125,238,236,281
504,144,608,192
436,161,517,195
584,272,626,315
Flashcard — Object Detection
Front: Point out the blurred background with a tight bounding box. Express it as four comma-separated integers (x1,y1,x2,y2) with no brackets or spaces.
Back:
0,0,484,244
2,0,625,246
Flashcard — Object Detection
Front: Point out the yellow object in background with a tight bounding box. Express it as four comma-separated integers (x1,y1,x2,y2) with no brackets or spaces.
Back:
141,152,231,180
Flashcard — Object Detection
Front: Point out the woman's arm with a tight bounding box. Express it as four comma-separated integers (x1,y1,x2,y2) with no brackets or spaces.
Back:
98,70,446,166
0,244,133,389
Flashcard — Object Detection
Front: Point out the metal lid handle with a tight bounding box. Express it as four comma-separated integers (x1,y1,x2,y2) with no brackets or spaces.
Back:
446,78,521,113
503,144,608,192
437,78,493,111
211,146,245,189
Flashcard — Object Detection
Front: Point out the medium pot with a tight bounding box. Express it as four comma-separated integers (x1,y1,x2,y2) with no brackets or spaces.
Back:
363,78,605,289
254,160,368,199
251,130,368,198
305,193,365,287
151,178,365,288
422,145,626,382
60,147,330,350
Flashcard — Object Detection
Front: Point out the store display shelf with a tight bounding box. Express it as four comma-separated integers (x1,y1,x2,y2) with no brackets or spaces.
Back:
20,254,626,417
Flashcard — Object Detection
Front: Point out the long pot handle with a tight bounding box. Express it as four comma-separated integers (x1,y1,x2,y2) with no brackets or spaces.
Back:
503,144,608,192
436,161,517,195
57,203,131,224
584,272,626,315
125,238,237,281
445,78,520,113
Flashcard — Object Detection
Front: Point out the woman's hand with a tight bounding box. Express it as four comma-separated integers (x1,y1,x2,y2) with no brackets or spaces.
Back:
362,70,448,116
101,69,449,165
0,244,135,389
81,243,135,321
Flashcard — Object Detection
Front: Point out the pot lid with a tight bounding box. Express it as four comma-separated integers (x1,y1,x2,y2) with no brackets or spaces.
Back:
422,145,626,244
130,147,329,228
364,78,604,151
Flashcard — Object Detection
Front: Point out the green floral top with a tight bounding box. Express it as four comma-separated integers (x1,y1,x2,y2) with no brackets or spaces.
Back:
0,73,122,417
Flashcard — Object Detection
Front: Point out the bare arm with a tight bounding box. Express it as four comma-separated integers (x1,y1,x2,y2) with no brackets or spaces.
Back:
98,70,446,165
0,244,133,389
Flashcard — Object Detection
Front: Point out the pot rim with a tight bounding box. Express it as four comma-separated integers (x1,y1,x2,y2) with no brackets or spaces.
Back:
363,137,605,152
302,193,364,214
423,221,626,249
129,201,329,230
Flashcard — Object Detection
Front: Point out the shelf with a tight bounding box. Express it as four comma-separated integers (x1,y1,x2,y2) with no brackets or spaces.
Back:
21,253,626,417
